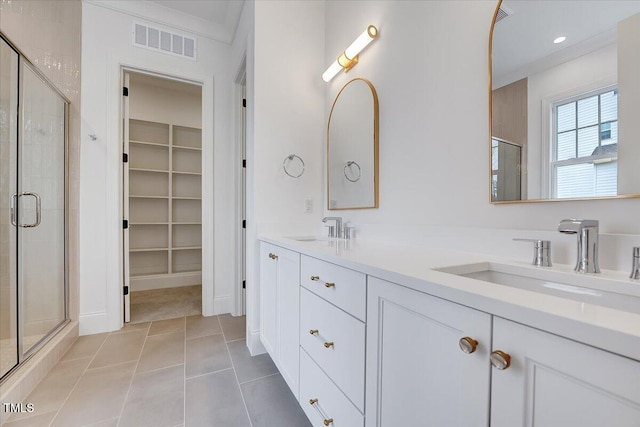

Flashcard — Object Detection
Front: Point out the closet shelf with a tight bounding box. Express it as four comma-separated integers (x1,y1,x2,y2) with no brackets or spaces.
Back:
173,145,202,152
130,222,169,225
130,247,169,252
172,171,202,176
130,168,170,174
130,195,169,199
129,140,169,148
173,196,200,200
172,246,202,251
173,222,202,225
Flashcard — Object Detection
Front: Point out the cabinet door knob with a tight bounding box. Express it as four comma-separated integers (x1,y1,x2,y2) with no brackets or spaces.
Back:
459,337,478,354
309,398,318,405
324,341,334,348
490,350,511,370
309,329,319,335
324,419,334,426
268,253,278,260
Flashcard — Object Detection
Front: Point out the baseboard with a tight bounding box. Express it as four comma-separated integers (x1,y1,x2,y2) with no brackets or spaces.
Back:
0,321,78,425
78,312,109,335
131,272,201,292
247,329,266,356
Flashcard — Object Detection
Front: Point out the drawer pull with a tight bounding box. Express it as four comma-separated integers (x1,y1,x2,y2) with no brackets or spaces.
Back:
459,337,478,354
310,275,336,288
309,329,319,335
268,253,278,260
490,350,511,370
309,398,334,426
324,341,334,348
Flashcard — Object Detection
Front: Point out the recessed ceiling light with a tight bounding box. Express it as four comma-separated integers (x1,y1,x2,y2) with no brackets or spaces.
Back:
553,36,567,44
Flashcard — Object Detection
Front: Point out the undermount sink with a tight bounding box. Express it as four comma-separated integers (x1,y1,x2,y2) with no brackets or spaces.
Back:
286,236,328,242
436,262,640,315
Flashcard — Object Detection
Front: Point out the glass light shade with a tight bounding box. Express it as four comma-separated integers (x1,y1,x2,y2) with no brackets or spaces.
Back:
322,60,343,82
345,25,378,60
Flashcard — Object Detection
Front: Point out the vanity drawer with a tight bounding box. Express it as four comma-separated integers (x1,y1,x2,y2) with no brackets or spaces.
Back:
300,349,364,427
301,255,366,321
300,288,365,411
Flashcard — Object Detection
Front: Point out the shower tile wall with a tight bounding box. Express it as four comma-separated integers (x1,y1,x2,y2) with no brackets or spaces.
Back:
0,0,82,322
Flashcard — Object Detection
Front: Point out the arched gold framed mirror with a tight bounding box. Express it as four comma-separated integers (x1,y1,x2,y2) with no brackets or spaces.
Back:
489,0,640,203
327,78,379,210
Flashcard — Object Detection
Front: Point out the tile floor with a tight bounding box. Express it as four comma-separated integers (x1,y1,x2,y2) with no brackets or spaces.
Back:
130,286,202,323
2,315,311,427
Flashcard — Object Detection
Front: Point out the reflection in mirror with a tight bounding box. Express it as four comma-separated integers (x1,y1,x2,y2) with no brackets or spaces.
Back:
490,0,640,202
327,78,379,210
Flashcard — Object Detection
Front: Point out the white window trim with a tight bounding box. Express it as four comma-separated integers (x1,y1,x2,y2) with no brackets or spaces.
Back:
540,80,616,198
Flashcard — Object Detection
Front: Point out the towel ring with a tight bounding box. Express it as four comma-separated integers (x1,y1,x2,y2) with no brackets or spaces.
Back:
344,161,361,182
283,154,305,178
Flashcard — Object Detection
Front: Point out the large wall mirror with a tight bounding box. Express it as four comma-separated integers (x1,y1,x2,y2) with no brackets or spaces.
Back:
327,78,379,210
490,0,640,203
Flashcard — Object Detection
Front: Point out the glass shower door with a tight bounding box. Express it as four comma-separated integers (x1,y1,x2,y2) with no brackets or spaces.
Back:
1,36,19,378
18,61,67,357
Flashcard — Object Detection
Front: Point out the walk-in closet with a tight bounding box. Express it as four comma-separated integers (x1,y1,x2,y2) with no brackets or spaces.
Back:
123,72,203,323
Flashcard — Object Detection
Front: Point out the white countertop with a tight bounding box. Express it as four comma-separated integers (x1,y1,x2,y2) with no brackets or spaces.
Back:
260,234,640,361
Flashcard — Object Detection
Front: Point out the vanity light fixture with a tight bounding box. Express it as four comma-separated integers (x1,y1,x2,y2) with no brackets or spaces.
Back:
322,25,378,82
553,36,567,44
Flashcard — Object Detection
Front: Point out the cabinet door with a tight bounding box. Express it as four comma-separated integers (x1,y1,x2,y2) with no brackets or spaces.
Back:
491,318,640,427
259,242,278,358
366,277,491,427
277,247,301,399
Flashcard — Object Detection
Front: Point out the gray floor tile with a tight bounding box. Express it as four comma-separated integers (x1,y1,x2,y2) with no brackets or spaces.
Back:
137,331,185,374
3,412,56,427
113,322,150,334
131,286,201,323
85,419,119,427
218,314,246,342
60,333,109,362
186,315,221,339
148,317,185,336
119,365,184,427
89,330,146,369
185,334,231,378
8,357,91,422
241,374,311,427
185,369,250,427
50,361,136,427
227,340,278,384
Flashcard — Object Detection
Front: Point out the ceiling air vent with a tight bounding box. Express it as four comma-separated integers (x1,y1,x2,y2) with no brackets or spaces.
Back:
133,22,197,60
495,6,513,24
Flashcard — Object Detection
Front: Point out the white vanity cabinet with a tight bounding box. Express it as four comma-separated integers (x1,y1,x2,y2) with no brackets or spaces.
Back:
490,318,640,427
259,242,300,399
365,277,492,427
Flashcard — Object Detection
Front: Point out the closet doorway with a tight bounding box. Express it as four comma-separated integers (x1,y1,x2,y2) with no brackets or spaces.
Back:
122,71,203,324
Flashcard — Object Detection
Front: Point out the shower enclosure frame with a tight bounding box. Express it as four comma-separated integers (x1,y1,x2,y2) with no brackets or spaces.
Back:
1,32,70,382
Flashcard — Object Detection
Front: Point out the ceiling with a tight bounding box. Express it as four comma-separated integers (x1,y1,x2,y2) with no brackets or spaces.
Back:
493,0,640,88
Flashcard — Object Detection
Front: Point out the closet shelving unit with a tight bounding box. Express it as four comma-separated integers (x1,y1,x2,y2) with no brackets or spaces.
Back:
128,119,202,290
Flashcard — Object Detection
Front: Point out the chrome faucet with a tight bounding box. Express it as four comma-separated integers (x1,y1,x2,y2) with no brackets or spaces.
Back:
558,219,600,273
322,216,343,238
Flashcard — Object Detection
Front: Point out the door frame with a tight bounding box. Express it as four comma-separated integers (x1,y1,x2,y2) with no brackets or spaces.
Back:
233,56,247,316
107,55,215,331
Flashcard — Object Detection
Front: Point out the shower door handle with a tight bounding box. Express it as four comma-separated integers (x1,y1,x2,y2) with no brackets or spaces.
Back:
14,192,42,228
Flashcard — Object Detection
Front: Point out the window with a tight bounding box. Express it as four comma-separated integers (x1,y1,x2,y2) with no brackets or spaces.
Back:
551,88,618,198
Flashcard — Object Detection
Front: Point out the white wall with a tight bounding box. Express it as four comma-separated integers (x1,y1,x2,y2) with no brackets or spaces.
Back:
80,2,235,334
526,43,617,199
129,79,201,128
239,0,325,354
617,13,640,195
322,1,640,242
